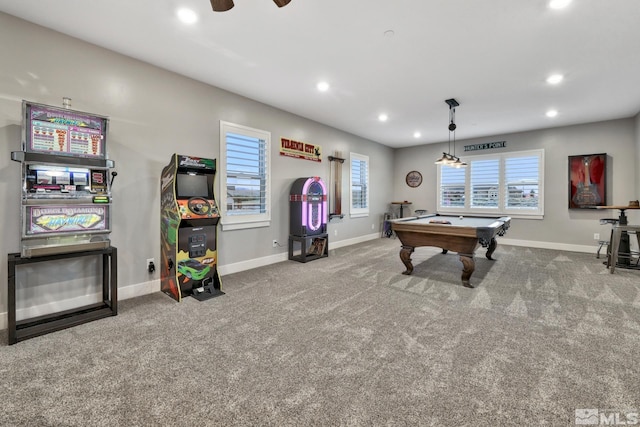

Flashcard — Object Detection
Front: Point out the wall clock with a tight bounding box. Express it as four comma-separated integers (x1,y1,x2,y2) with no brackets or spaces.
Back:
405,171,422,188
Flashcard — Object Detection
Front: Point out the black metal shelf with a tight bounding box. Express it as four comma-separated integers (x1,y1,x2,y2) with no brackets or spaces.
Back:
288,234,328,263
7,247,118,345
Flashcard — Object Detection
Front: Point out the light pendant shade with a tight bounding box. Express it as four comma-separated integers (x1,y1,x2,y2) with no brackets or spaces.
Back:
273,0,292,6
211,0,234,11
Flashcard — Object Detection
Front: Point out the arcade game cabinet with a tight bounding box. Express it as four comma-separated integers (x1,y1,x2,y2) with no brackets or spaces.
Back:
160,154,223,302
288,176,329,262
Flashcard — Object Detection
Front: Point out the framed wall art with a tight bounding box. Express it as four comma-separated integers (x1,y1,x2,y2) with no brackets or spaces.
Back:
568,153,606,209
405,170,423,188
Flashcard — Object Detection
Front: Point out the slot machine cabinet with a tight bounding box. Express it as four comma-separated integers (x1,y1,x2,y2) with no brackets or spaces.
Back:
11,100,114,257
160,153,223,302
7,100,117,344
288,176,329,262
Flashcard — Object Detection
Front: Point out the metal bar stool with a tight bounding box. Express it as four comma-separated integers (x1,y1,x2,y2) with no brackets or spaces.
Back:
597,218,618,259
609,224,640,273
381,212,396,238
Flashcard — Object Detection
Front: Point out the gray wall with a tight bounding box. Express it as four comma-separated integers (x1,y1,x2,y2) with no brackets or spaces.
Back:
636,113,640,191
0,13,393,319
393,118,639,248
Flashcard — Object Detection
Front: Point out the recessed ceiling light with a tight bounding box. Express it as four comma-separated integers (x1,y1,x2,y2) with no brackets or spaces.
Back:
548,0,571,9
316,81,329,92
177,8,198,24
546,74,564,84
413,132,421,138
546,110,558,118
378,113,388,122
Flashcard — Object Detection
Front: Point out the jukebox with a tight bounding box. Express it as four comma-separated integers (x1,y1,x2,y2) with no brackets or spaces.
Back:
288,176,329,262
160,153,223,302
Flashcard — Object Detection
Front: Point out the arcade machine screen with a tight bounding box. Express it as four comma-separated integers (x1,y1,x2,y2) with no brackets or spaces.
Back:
176,173,212,199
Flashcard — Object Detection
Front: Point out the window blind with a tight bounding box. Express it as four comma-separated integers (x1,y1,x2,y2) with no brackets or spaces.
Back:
351,157,368,209
225,132,267,215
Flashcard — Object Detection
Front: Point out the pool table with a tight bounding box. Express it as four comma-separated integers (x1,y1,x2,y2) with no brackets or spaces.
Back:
390,214,511,288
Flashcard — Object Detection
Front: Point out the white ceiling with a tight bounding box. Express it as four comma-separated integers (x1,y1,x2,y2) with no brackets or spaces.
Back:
2,0,640,148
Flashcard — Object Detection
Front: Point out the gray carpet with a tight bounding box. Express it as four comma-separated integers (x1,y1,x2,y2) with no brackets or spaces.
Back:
1,238,639,426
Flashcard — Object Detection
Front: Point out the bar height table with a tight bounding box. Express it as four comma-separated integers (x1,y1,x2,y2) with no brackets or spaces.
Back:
391,201,412,218
596,205,640,268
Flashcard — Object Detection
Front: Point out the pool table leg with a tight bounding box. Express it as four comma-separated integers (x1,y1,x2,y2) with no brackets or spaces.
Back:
399,245,415,275
459,255,475,288
485,238,497,260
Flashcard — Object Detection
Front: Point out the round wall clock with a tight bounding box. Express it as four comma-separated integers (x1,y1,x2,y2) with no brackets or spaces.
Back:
405,170,422,188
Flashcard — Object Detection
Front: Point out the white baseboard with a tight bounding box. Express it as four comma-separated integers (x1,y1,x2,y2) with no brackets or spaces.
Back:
218,252,289,276
117,279,160,300
330,232,380,249
0,234,600,331
0,279,160,331
217,233,380,275
500,238,598,254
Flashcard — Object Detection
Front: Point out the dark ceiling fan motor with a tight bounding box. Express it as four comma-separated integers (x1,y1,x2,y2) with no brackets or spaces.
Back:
211,0,292,11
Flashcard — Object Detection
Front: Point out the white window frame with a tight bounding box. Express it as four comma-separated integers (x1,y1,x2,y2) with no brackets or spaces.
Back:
437,149,544,219
219,121,271,231
350,152,370,218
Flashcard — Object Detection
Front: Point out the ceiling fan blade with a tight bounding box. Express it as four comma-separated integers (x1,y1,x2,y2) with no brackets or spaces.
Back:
211,0,234,11
273,0,292,7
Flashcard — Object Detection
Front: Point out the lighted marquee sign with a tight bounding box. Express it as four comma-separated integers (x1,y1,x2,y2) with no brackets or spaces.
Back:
280,138,322,162
27,205,108,235
25,102,107,159
178,155,216,170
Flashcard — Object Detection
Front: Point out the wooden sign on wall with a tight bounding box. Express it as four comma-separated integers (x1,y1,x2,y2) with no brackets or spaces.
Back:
280,138,322,162
464,141,506,152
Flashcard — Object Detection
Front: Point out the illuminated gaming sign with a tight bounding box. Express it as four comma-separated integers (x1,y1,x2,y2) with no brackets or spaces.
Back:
26,205,108,235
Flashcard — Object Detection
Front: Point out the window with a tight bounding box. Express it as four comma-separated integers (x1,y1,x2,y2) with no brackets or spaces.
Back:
219,121,271,230
440,166,465,208
350,152,369,217
437,149,544,219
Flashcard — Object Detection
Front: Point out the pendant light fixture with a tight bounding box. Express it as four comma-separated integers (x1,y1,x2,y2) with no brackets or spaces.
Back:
435,98,467,168
211,0,292,11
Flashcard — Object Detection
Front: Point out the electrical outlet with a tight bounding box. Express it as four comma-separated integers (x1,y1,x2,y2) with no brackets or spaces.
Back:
593,233,600,241
146,258,155,274
371,223,375,230
334,229,338,236
272,239,278,248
